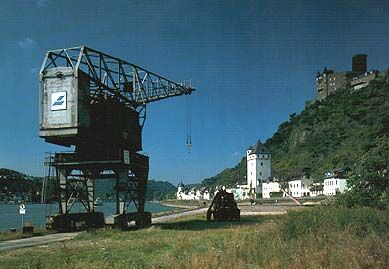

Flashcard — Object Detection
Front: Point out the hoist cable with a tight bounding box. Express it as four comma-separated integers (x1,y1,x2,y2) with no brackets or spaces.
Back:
186,94,192,154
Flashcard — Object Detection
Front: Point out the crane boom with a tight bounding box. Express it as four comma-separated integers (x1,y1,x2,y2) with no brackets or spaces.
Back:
40,46,195,109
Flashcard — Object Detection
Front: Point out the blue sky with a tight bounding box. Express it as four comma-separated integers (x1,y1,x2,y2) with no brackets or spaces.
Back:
1,0,389,184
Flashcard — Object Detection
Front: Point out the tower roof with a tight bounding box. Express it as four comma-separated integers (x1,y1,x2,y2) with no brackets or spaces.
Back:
250,140,270,155
177,180,184,187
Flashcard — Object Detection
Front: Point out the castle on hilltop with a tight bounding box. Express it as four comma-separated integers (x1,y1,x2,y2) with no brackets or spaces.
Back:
316,54,379,101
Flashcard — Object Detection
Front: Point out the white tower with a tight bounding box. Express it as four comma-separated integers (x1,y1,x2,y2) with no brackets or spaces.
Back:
176,180,185,200
246,140,271,196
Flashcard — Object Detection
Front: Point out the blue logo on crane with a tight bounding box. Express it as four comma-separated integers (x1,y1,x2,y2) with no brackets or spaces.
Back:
53,95,65,106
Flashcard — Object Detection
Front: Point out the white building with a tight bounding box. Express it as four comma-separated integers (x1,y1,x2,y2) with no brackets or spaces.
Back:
323,177,347,196
226,184,251,200
309,182,324,197
246,140,271,197
176,181,211,200
286,175,313,198
202,188,211,200
262,181,281,198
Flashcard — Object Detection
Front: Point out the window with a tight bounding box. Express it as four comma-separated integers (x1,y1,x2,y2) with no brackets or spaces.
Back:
259,172,262,176
261,162,263,166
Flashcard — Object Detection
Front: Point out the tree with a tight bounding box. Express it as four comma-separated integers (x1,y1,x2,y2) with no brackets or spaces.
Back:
338,138,389,209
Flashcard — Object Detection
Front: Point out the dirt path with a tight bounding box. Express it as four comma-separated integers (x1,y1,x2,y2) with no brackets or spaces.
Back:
0,232,78,252
152,207,208,224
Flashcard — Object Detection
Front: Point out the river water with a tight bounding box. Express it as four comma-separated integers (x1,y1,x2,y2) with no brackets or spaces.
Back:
0,202,175,232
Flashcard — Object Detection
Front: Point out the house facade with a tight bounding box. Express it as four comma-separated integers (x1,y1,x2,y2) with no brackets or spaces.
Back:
323,177,347,196
285,175,314,198
262,181,281,199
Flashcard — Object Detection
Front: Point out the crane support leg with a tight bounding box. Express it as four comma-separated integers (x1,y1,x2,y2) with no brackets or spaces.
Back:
46,151,150,231
58,168,68,214
111,153,151,229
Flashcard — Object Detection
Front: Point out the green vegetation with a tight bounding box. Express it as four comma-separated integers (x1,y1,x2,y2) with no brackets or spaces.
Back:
0,206,388,268
202,156,247,187
337,138,389,209
0,228,54,242
146,180,177,201
204,76,389,185
0,168,42,203
0,168,176,203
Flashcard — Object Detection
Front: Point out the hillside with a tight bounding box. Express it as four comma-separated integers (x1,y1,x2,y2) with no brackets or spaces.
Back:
94,178,177,201
1,168,176,202
0,168,42,202
203,72,389,186
146,179,177,200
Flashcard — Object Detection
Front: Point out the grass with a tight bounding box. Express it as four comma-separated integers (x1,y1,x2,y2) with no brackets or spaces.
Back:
0,206,388,269
0,228,55,242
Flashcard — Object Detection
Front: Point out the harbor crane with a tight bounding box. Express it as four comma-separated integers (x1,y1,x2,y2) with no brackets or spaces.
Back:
39,46,194,231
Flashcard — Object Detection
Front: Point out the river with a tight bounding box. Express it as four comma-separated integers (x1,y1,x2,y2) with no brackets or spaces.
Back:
0,202,175,232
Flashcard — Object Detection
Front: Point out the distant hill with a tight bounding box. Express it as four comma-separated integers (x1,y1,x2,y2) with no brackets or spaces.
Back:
202,157,247,187
202,72,389,186
71,177,177,201
146,180,177,200
0,168,42,202
0,168,176,202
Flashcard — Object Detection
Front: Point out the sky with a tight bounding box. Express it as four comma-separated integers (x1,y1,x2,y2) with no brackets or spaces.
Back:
1,0,389,184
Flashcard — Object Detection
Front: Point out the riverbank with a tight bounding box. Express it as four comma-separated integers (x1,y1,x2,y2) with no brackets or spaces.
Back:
160,199,206,209
0,228,55,242
0,206,387,268
0,201,178,232
0,201,301,242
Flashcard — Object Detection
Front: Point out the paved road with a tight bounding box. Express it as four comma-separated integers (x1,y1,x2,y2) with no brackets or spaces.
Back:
0,207,208,252
152,207,208,224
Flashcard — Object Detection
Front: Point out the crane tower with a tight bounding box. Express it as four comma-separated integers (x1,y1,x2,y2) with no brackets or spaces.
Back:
39,46,194,231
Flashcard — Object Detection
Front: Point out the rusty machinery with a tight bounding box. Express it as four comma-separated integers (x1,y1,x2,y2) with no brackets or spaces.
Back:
39,46,194,231
207,190,240,221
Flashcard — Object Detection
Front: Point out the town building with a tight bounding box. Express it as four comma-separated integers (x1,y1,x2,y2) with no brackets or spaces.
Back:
323,168,350,196
309,182,324,197
262,180,281,199
285,174,314,198
323,178,347,196
226,184,251,200
316,54,379,101
176,181,211,200
246,140,271,197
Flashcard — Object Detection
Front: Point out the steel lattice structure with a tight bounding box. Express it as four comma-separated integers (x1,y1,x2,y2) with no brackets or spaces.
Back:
40,46,194,110
39,46,195,231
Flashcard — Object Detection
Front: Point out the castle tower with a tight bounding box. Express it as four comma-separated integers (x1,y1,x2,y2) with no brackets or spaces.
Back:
246,140,271,195
352,54,367,74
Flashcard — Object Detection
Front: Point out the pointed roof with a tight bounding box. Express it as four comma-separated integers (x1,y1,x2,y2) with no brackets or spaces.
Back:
177,180,184,188
250,140,270,155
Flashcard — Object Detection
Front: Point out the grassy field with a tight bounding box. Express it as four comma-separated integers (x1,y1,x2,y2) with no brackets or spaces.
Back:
0,228,55,242
0,206,388,269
